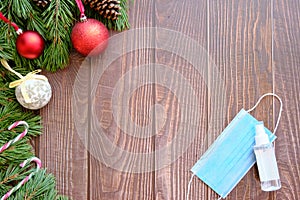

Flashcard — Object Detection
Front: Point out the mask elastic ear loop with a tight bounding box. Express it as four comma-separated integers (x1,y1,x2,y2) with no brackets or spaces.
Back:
186,173,195,200
186,174,223,200
186,93,282,200
246,93,283,134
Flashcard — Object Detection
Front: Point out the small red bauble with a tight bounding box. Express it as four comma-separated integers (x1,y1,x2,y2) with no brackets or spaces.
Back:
16,31,45,59
71,19,109,56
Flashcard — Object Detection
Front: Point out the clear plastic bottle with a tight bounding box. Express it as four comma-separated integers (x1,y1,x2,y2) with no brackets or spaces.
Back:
254,122,281,191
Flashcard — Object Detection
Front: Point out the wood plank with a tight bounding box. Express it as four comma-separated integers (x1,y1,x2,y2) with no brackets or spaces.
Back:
35,1,300,200
273,0,300,199
38,53,88,199
89,0,156,199
209,0,273,199
154,0,208,199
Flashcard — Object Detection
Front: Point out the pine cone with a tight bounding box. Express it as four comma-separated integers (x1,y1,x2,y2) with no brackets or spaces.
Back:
32,0,52,8
84,0,122,21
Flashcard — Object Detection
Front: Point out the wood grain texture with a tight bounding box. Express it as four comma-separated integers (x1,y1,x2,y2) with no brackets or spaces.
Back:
154,0,208,199
38,53,88,199
209,0,273,199
37,0,300,199
89,0,156,199
273,0,300,199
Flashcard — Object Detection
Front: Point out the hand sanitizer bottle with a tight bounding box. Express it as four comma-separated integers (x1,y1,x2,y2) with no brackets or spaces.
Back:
254,122,281,191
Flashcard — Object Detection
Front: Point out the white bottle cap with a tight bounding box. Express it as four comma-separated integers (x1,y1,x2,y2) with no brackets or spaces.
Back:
255,122,270,146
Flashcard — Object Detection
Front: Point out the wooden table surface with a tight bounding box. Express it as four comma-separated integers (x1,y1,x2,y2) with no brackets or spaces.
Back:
36,0,300,199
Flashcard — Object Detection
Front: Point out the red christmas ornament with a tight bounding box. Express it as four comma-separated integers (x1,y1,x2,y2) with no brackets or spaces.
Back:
0,12,45,59
71,19,109,56
16,31,45,59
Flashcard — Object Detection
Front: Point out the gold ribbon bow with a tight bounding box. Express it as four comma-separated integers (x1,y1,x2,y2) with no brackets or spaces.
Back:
0,59,48,103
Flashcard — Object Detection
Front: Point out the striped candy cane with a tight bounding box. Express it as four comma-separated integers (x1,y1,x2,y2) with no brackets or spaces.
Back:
0,121,29,153
1,157,42,200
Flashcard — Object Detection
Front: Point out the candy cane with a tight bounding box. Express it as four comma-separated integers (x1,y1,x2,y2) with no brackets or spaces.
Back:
0,121,29,153
1,157,42,200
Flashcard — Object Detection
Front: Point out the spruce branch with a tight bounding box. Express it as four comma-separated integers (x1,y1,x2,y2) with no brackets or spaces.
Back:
0,0,130,72
0,24,14,60
41,0,76,71
0,167,63,199
10,0,33,19
0,58,65,198
0,0,131,198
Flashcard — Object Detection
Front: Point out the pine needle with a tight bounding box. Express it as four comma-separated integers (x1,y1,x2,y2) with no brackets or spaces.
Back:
0,0,130,72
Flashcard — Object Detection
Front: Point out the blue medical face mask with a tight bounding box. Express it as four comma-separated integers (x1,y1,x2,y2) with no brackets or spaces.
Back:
187,93,283,200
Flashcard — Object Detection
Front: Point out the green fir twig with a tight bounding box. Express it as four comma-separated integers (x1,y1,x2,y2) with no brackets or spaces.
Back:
0,0,130,198
0,0,130,72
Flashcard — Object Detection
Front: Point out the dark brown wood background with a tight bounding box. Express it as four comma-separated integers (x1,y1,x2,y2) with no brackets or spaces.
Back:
36,0,300,199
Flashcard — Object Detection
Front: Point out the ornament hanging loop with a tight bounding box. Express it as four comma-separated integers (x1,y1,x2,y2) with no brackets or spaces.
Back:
8,69,46,89
80,14,87,22
75,0,87,22
0,12,23,34
0,59,23,79
247,93,283,135
16,29,23,35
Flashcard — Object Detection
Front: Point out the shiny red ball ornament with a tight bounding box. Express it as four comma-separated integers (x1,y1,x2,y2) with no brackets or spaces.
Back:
71,19,109,56
16,31,45,59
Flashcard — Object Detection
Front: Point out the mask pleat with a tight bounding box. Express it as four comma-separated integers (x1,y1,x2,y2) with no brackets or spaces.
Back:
191,109,276,198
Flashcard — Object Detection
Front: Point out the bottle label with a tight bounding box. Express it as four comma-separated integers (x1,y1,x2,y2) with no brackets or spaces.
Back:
255,146,280,181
